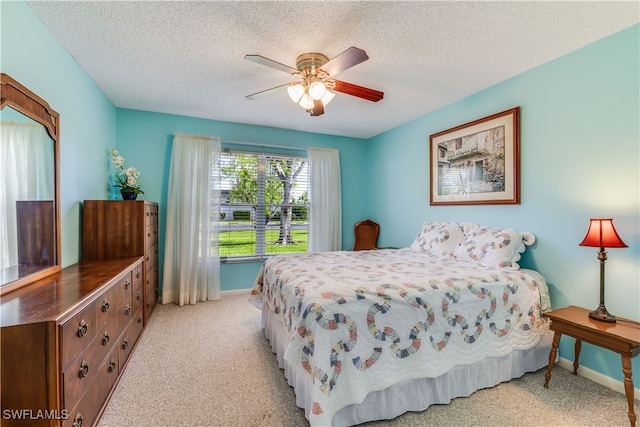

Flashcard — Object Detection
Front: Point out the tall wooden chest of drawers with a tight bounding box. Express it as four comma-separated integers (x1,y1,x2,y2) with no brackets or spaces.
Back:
1,257,144,427
82,200,159,324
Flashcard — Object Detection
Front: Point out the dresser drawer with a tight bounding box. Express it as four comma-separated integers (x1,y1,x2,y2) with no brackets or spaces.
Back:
117,270,134,303
94,313,118,368
63,379,99,427
62,335,102,411
134,308,144,334
95,345,120,410
145,224,157,249
119,309,144,369
145,204,157,226
145,266,158,323
118,300,134,334
145,284,158,312
96,282,119,328
145,266,157,300
132,262,143,291
133,275,144,314
145,244,158,270
60,300,97,370
146,265,157,296
63,343,120,427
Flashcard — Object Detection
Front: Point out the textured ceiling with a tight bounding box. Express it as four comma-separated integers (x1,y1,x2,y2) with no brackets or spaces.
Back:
27,1,638,139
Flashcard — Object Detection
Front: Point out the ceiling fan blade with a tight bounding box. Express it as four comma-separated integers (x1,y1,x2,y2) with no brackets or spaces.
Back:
320,47,369,77
331,80,384,102
244,55,298,75
310,99,324,116
245,83,289,100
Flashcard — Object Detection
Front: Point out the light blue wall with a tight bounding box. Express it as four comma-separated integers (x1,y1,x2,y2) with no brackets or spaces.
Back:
1,1,117,266
367,25,640,385
115,109,368,291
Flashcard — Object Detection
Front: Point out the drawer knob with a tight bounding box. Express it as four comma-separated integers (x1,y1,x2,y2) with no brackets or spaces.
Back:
72,412,83,427
77,320,88,337
102,331,110,346
79,360,89,378
125,305,131,316
125,280,131,290
138,316,143,324
108,359,116,373
122,338,129,350
137,291,142,301
136,270,141,279
102,299,110,312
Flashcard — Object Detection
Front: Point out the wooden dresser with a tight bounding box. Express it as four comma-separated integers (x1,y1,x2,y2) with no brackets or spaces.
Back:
1,257,144,427
82,200,159,324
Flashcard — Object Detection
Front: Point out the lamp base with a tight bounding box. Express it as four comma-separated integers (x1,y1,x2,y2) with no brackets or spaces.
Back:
589,304,616,323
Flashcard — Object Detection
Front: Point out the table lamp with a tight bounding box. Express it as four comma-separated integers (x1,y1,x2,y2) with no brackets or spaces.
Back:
579,218,627,322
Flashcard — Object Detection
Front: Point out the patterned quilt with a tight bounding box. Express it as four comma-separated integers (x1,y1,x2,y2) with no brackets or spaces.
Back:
251,249,550,426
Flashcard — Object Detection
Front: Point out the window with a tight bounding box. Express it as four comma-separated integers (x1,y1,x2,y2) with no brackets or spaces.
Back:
219,150,309,261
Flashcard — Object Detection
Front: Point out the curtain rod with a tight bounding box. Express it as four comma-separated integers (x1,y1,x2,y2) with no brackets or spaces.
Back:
221,138,307,152
173,133,220,140
174,134,332,153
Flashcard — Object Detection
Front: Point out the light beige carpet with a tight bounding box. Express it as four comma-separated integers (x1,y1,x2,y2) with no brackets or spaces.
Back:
98,292,638,427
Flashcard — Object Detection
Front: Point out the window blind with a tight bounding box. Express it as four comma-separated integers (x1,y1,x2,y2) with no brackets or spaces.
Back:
219,150,309,260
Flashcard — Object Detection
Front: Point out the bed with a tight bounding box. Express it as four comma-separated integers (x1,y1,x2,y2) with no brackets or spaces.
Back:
250,222,553,426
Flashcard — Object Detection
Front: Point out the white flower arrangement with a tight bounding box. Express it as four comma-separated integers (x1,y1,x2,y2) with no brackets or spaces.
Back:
111,148,144,195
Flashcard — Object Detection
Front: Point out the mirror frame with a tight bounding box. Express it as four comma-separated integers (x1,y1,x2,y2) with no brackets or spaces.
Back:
0,73,61,295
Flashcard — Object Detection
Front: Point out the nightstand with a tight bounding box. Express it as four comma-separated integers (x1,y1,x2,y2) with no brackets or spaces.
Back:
543,305,640,426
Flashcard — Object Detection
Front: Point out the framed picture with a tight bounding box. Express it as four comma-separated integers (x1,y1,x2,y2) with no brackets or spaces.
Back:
429,107,520,206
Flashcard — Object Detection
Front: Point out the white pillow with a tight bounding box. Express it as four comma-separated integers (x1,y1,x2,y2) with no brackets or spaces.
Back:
453,226,531,269
410,222,466,258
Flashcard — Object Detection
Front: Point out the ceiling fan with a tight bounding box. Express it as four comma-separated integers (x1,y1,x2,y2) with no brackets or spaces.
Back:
244,46,384,117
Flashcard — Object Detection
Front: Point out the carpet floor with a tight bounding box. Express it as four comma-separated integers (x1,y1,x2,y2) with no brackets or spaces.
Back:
97,292,638,427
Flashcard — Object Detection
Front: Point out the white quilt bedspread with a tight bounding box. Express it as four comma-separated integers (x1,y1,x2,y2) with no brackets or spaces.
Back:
251,249,550,426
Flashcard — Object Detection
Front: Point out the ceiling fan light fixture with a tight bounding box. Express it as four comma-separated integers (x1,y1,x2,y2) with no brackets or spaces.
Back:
298,92,314,110
245,47,383,116
287,83,305,103
320,90,335,106
308,81,327,100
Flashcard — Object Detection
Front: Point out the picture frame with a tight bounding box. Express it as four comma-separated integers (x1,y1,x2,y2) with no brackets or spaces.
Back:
429,107,520,206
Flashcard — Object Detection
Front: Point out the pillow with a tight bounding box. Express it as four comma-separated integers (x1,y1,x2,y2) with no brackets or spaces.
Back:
453,226,533,269
409,222,466,258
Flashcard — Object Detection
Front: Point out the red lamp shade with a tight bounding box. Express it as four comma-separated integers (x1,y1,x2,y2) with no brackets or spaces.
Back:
579,218,628,249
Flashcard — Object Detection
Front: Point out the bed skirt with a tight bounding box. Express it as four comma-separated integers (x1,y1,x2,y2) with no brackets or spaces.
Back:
262,303,555,426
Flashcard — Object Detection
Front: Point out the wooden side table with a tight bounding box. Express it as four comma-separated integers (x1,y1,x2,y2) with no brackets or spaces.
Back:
543,306,640,426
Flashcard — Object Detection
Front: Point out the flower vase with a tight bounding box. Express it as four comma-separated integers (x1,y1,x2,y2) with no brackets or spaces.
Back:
121,189,137,200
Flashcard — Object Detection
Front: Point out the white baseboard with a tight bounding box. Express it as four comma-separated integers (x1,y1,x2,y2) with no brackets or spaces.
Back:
221,288,251,297
557,357,640,398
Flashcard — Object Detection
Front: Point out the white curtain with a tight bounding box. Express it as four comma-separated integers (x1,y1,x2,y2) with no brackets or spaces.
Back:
162,134,221,305
0,122,54,270
308,147,342,252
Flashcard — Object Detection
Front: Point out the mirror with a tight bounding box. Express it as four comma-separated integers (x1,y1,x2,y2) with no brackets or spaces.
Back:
0,73,60,295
